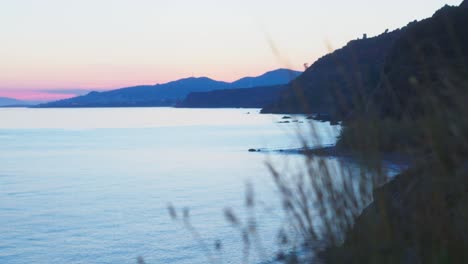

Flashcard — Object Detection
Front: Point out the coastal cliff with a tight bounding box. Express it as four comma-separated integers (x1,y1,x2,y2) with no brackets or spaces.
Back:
323,2,468,263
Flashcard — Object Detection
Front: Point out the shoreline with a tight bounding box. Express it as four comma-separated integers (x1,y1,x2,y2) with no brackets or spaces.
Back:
252,145,413,172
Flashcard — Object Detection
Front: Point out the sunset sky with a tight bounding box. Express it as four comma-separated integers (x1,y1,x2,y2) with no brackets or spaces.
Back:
0,0,462,101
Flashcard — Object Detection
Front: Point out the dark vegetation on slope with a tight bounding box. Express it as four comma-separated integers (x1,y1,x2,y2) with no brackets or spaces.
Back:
261,29,402,119
339,2,468,155
374,4,468,119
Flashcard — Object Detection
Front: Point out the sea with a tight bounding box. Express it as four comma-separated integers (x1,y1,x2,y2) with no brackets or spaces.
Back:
0,107,343,264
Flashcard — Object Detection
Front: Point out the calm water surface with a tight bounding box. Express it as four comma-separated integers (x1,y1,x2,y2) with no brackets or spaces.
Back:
0,108,340,264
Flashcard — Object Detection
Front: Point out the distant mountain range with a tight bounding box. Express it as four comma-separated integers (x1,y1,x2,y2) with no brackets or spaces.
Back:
37,69,301,108
0,97,32,107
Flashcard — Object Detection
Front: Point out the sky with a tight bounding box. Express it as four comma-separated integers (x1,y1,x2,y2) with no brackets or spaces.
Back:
0,0,463,101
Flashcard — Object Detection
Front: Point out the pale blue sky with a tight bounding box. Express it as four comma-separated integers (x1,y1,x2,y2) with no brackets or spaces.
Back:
0,0,463,99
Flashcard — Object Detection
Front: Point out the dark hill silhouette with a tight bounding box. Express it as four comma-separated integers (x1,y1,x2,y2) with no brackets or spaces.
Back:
177,85,286,108
230,68,300,88
261,30,402,118
371,2,468,119
263,1,468,122
37,69,300,108
176,69,300,108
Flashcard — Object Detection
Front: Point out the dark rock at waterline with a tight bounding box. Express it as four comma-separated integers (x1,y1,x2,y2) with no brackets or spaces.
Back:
314,113,332,122
248,149,261,152
282,116,292,119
